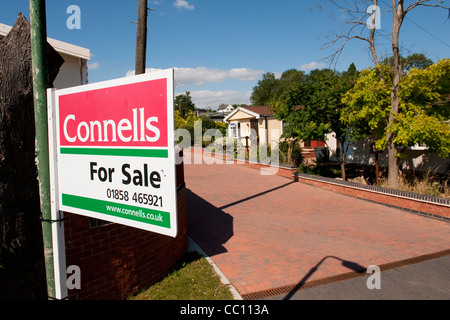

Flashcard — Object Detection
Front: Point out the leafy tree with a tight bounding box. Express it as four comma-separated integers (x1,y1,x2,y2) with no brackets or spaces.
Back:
174,91,195,118
321,0,449,187
250,72,280,105
277,69,306,97
342,59,450,163
174,110,185,129
251,70,306,106
272,80,309,166
273,65,359,179
381,53,433,73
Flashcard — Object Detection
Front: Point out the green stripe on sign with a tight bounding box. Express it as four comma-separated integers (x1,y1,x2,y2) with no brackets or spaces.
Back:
62,194,170,229
60,147,168,158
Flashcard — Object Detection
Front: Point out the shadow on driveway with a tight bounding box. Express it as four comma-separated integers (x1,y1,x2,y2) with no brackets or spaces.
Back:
283,256,366,300
186,181,296,258
186,189,234,257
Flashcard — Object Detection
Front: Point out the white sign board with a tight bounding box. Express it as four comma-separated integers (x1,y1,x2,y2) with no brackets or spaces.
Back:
48,69,177,237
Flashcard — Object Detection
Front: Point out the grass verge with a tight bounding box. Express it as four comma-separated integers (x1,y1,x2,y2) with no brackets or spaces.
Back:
129,251,235,300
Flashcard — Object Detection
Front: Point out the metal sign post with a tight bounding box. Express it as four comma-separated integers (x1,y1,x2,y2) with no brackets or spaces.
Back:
29,0,68,300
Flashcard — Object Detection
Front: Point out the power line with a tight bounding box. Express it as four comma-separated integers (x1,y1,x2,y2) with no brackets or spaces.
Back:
403,15,450,48
378,0,450,48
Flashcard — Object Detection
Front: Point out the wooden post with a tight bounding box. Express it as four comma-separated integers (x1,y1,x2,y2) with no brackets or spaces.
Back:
375,153,380,186
370,143,382,186
245,136,249,159
135,0,148,75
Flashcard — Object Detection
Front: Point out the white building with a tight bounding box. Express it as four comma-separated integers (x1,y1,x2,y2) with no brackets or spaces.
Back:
0,22,90,88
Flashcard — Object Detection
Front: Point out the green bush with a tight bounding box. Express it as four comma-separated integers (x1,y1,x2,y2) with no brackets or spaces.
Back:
298,160,341,178
202,135,214,148
278,140,303,166
248,143,271,162
175,124,194,146
207,137,243,156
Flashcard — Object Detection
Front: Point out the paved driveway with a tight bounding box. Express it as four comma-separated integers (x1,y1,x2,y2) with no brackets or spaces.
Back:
183,149,450,299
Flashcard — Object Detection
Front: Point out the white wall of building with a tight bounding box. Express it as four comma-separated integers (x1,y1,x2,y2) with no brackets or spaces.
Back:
0,22,90,89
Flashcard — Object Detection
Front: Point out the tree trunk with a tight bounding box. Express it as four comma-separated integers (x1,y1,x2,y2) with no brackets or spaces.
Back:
340,140,346,181
387,1,404,188
287,139,293,166
0,13,63,299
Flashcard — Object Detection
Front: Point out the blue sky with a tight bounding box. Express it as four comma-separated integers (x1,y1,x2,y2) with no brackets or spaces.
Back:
1,0,449,109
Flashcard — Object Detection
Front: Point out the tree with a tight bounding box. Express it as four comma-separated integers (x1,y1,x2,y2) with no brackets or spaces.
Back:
250,72,280,105
272,80,309,166
381,53,434,72
277,69,306,96
342,59,450,164
273,65,359,179
174,91,195,118
322,0,450,187
174,110,185,129
250,70,307,107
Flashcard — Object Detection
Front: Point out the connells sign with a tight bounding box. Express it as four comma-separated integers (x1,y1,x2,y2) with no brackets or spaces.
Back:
48,69,178,237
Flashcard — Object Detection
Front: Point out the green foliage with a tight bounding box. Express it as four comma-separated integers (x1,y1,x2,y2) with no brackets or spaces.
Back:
342,58,450,158
381,53,433,73
272,64,359,179
248,143,272,163
298,160,341,178
278,140,304,166
185,111,198,126
174,91,195,118
207,137,244,156
175,109,229,147
341,64,393,146
214,121,227,136
174,110,185,129
274,65,358,144
178,123,194,145
250,72,279,106
250,69,305,106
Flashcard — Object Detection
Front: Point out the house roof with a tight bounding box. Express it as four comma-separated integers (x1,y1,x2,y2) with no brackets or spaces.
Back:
217,104,230,111
0,22,90,60
224,106,275,122
243,106,275,116
224,105,305,122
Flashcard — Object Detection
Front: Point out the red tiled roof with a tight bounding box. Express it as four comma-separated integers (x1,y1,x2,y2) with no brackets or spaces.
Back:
242,105,304,116
242,106,276,116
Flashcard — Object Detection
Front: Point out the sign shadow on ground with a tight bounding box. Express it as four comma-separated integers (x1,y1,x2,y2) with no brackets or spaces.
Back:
186,189,234,257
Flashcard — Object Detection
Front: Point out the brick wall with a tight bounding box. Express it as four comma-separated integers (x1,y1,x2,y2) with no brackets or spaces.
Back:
198,148,449,221
65,158,187,300
294,174,450,221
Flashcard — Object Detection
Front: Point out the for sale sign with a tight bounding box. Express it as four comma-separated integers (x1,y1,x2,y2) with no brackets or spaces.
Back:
48,69,177,237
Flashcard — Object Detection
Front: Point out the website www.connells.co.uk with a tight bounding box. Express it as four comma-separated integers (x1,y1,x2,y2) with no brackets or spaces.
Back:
105,205,164,223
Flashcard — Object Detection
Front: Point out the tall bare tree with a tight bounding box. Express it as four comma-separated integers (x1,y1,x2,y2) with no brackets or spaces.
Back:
321,0,449,187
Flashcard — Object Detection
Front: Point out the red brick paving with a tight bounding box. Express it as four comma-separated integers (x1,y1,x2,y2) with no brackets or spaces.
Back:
184,149,450,296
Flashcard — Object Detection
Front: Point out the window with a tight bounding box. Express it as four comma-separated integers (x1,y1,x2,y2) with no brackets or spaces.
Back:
230,123,241,138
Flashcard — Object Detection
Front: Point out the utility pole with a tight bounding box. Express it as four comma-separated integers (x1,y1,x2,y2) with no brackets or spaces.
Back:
135,0,148,75
29,0,54,299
